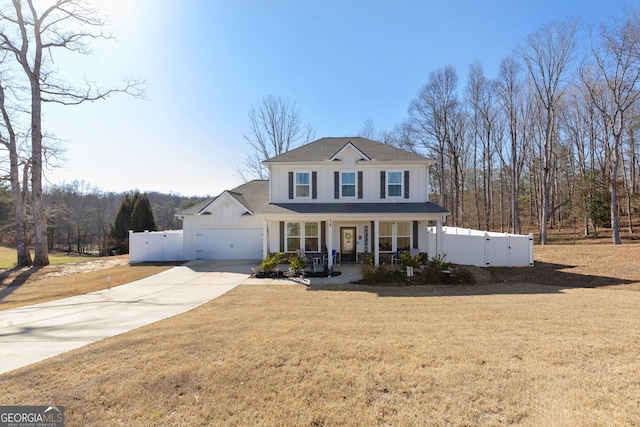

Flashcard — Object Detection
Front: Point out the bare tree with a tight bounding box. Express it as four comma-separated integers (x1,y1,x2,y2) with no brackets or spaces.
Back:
0,0,144,265
409,65,461,214
466,62,502,230
519,19,579,244
0,72,31,266
497,55,531,234
238,95,315,180
359,117,378,140
581,8,640,244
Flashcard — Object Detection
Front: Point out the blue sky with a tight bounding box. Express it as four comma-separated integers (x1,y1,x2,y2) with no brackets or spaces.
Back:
43,0,632,197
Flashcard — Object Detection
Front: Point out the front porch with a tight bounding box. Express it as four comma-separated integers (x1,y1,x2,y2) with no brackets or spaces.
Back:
261,214,446,268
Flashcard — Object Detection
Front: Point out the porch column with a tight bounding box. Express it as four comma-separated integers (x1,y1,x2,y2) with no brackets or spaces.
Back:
327,219,334,269
436,217,443,257
262,220,269,259
374,219,380,265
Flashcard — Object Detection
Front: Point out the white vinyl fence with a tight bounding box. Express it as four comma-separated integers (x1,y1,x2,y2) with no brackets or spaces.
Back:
129,230,184,263
428,226,534,267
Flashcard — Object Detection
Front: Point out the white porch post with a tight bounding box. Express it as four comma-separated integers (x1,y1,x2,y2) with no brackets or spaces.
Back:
436,217,443,257
262,220,268,259
374,219,380,265
327,218,334,269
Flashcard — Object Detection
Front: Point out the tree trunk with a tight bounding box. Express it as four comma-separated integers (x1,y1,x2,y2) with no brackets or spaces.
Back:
610,134,622,244
0,83,32,267
29,10,49,266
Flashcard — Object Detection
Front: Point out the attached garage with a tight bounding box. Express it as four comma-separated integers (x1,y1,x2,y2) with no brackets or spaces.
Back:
195,227,263,260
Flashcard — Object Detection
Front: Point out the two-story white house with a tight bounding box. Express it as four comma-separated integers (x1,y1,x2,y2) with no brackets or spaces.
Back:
176,137,448,266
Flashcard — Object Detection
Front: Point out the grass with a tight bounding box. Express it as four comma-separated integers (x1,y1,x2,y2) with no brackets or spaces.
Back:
0,263,178,310
1,244,640,425
0,246,91,269
0,245,179,310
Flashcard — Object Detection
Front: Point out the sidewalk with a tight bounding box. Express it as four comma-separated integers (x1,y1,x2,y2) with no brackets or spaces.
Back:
0,260,252,375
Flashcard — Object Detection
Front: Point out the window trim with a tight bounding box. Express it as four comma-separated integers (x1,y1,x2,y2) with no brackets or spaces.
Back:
285,222,301,252
378,221,412,253
295,171,311,199
396,221,411,252
304,222,320,252
387,171,403,198
285,221,320,253
340,171,357,198
378,221,393,253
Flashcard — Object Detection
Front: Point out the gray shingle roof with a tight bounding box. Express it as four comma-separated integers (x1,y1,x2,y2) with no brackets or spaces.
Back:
263,137,431,163
257,202,448,215
176,180,269,216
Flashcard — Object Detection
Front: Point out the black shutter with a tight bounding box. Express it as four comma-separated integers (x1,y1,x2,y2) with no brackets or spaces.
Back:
413,221,419,249
334,171,339,199
404,170,410,199
279,221,285,252
371,221,375,252
312,171,317,199
380,171,386,199
288,172,294,199
358,171,363,199
321,221,326,253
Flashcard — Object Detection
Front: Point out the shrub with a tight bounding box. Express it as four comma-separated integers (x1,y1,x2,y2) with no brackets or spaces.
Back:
428,253,452,271
288,254,307,274
421,254,453,284
360,258,392,283
398,251,423,268
259,252,283,273
452,267,475,284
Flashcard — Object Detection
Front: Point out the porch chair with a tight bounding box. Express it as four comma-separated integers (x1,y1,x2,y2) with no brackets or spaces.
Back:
391,249,407,266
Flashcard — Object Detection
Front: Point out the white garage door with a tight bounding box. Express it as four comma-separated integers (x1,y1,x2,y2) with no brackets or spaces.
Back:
195,228,263,260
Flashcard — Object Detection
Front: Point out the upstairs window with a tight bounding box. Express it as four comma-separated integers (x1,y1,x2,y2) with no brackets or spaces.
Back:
295,172,310,198
387,172,402,197
341,172,356,197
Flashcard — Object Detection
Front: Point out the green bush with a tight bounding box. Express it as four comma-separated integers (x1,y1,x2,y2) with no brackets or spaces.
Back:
288,254,307,274
398,251,423,268
260,252,283,273
428,253,452,271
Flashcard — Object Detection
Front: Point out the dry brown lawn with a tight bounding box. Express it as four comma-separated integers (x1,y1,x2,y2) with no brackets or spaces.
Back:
1,244,640,426
0,256,179,310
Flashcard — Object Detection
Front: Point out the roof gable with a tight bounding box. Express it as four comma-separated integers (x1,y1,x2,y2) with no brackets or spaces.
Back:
328,142,371,162
263,137,431,164
176,180,269,216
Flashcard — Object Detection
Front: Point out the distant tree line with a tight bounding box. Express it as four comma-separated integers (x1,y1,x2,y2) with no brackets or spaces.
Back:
0,180,204,256
368,8,640,244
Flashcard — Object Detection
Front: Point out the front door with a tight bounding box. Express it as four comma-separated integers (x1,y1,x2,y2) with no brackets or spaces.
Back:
340,227,356,263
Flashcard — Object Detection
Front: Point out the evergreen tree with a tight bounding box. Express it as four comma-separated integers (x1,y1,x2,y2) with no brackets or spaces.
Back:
110,193,137,254
131,194,157,232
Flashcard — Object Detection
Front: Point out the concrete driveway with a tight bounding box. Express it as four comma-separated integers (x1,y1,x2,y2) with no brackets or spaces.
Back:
0,260,255,375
